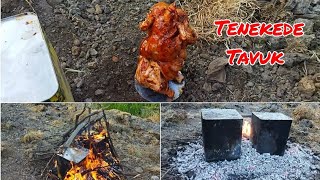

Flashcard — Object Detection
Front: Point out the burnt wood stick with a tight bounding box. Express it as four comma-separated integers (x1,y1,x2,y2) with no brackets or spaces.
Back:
102,110,120,160
74,104,87,130
41,154,57,177
46,172,60,180
63,111,101,139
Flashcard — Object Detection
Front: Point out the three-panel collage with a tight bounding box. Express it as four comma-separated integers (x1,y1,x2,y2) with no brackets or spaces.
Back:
1,0,320,180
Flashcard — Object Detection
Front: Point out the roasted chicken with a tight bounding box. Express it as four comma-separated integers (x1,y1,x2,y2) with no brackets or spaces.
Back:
135,2,197,98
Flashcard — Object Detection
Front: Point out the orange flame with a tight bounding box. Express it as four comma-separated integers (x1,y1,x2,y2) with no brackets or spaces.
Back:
64,130,120,180
242,120,251,139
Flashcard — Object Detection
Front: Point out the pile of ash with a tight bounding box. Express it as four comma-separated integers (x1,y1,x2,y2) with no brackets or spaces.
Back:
172,139,319,180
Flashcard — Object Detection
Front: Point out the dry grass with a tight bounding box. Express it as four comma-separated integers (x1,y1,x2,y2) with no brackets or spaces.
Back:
182,0,259,41
181,0,291,42
292,104,320,123
163,109,188,123
147,113,160,123
285,38,309,53
258,0,291,23
146,165,161,173
21,130,44,143
50,119,65,127
29,104,46,112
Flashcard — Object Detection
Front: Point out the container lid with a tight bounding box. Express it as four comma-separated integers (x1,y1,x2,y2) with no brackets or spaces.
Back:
252,112,292,121
201,109,243,120
1,13,59,102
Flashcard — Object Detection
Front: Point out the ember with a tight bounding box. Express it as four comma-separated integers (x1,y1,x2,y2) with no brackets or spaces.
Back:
242,118,251,139
173,139,318,180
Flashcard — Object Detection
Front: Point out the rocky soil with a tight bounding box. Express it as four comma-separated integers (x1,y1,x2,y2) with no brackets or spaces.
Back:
1,0,319,102
1,104,160,180
161,103,320,179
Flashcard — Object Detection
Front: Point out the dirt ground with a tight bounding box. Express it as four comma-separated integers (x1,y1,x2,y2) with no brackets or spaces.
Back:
160,103,320,179
1,104,160,180
2,0,319,102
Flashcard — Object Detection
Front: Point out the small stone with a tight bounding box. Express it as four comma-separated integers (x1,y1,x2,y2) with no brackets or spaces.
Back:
314,19,320,31
91,0,100,4
88,61,97,68
298,34,316,47
61,62,67,69
276,88,284,97
211,83,223,91
46,0,63,6
298,76,316,96
73,39,81,46
200,53,211,60
242,65,253,74
151,176,160,180
112,56,119,62
135,167,143,173
313,73,320,83
71,46,80,56
76,79,84,88
85,51,91,59
261,72,272,82
95,89,105,96
313,4,320,13
86,7,95,14
92,43,99,49
294,18,314,34
1,141,9,152
89,48,98,56
60,57,66,62
206,57,228,75
299,119,314,129
79,51,86,58
283,53,310,67
203,82,211,92
95,4,103,14
246,81,254,87
85,98,93,102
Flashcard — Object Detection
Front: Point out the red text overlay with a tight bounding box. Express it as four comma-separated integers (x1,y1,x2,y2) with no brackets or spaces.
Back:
213,19,305,65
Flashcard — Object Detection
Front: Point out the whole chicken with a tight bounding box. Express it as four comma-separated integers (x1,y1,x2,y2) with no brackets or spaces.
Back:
135,2,197,98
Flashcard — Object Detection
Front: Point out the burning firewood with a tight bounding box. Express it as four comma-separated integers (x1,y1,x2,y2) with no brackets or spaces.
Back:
135,2,197,98
46,109,125,180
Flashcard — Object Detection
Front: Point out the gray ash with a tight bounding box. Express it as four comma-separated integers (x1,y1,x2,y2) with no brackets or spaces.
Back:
172,139,319,180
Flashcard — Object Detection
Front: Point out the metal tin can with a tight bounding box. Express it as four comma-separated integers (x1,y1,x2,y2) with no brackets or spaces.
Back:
1,12,74,102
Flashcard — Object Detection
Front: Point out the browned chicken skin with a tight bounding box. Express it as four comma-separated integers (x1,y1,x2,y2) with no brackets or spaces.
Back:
135,2,197,98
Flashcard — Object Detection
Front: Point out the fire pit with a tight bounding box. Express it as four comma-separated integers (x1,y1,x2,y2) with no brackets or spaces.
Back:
161,104,320,180
45,109,125,180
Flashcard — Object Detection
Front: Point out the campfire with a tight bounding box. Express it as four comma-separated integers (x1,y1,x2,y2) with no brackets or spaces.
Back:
45,108,125,180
